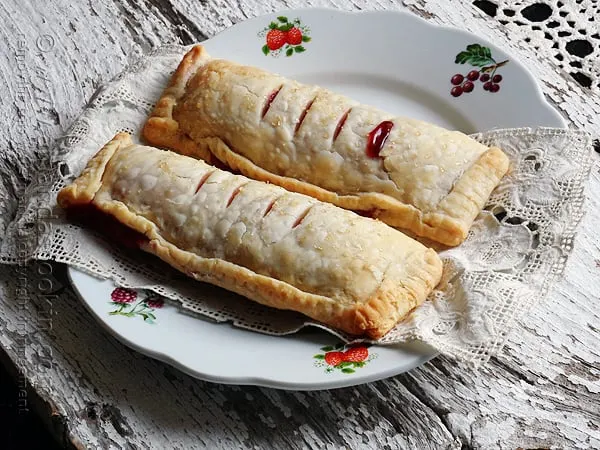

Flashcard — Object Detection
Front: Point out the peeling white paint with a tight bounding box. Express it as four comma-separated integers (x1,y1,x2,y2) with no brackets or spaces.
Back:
2,0,599,449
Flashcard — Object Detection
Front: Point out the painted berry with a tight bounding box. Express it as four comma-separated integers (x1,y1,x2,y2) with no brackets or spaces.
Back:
146,296,164,309
463,81,474,92
266,29,287,51
451,74,464,85
286,27,303,45
343,346,369,363
324,351,345,366
111,287,137,304
467,70,480,81
451,86,463,97
492,74,503,83
480,73,491,82
483,81,493,91
490,83,500,92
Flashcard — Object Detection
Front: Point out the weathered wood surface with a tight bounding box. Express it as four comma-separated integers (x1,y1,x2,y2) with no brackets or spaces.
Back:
1,0,599,448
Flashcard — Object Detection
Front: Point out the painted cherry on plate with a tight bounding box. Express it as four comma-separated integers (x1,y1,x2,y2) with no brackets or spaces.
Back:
450,43,509,96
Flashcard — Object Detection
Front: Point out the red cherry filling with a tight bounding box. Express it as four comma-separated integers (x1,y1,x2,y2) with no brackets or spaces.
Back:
295,97,316,134
292,206,312,228
333,108,351,142
226,184,245,207
263,198,278,217
366,121,394,158
194,171,214,194
262,86,283,118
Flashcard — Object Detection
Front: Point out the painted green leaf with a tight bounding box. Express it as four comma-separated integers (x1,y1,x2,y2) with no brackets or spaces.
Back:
334,342,345,350
341,368,355,374
262,45,269,55
277,16,288,22
286,48,293,57
294,46,305,53
269,22,278,29
279,23,293,32
301,35,311,42
147,313,156,320
338,361,353,368
455,44,494,67
455,51,470,64
320,346,334,352
314,354,325,359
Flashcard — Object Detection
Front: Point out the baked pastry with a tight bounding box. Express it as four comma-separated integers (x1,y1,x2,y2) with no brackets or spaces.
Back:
144,45,509,246
58,133,443,338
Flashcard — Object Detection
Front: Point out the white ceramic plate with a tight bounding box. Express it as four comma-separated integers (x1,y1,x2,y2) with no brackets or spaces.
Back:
68,8,565,391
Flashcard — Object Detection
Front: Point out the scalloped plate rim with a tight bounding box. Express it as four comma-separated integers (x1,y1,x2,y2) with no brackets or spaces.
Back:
67,7,565,391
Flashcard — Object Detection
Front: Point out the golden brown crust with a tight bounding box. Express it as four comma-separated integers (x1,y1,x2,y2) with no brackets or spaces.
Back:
143,45,214,162
57,132,131,208
144,45,509,247
58,134,443,339
204,138,509,247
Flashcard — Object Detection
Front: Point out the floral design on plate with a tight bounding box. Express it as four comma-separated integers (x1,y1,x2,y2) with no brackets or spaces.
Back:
450,44,509,97
313,342,377,374
109,287,164,324
258,16,311,57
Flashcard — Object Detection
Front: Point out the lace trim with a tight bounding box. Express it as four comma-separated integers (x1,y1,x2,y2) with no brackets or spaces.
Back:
0,45,593,366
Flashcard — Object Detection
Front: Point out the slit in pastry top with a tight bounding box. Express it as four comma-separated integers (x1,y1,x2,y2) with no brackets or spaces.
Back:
144,45,510,246
169,58,483,210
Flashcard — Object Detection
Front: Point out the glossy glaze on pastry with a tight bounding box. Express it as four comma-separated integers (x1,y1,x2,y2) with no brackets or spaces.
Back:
144,45,509,246
58,133,443,338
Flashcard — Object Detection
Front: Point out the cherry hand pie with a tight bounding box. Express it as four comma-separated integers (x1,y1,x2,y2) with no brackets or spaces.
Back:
58,133,443,338
144,45,509,246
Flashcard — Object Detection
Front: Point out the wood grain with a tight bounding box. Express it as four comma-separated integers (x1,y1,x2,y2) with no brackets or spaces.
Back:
2,0,599,449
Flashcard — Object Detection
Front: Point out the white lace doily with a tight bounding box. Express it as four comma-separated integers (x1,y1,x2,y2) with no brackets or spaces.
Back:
467,0,599,91
0,45,593,366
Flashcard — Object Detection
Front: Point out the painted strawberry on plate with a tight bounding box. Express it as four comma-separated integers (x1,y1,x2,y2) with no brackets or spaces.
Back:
265,29,287,51
314,343,377,374
109,287,164,324
259,16,311,57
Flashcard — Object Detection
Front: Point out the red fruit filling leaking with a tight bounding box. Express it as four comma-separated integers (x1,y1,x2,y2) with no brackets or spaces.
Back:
333,108,351,142
194,171,215,194
226,184,245,207
292,206,312,229
366,121,394,158
295,97,316,134
263,198,278,217
261,85,283,118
